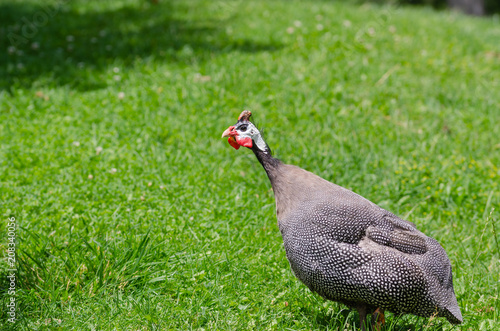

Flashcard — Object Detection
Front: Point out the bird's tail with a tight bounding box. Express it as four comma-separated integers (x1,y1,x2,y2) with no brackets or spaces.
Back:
443,293,463,324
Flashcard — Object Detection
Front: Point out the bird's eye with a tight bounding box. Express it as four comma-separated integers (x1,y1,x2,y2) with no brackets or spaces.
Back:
239,125,248,132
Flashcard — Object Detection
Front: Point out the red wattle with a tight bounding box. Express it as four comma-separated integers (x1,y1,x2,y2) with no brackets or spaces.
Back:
228,137,240,150
236,137,253,148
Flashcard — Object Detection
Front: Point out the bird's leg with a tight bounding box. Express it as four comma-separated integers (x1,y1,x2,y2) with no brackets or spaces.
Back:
357,305,368,331
371,307,385,331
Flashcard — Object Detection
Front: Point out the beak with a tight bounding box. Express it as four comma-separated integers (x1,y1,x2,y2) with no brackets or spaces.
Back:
222,126,237,138
222,125,241,150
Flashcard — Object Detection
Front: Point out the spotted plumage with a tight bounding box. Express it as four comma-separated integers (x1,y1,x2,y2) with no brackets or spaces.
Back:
222,111,462,329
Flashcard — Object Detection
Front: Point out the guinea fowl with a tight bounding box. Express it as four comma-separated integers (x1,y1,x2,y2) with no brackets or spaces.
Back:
222,111,462,330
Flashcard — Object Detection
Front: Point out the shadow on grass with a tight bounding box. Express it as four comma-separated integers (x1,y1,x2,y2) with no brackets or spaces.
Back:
0,0,282,91
298,303,448,330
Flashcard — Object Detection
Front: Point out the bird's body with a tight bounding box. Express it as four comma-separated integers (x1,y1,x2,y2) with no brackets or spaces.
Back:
222,111,462,329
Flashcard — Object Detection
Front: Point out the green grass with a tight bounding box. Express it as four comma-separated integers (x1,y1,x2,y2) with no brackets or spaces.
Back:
0,0,499,329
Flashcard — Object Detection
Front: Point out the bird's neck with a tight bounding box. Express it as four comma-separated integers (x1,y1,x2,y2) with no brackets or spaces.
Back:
252,144,281,183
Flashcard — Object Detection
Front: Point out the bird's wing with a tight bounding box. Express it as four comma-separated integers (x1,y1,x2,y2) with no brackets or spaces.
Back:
365,225,428,255
379,211,418,231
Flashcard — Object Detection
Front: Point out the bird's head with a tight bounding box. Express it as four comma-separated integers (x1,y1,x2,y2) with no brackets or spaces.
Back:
221,110,268,152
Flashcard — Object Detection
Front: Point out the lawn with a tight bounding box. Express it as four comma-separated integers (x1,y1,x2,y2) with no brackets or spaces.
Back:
0,0,499,329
